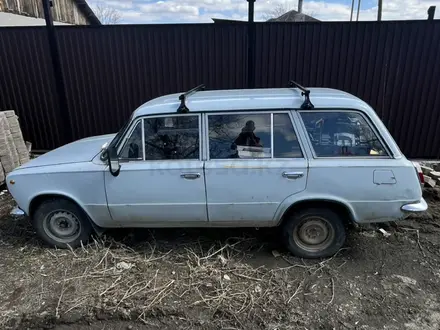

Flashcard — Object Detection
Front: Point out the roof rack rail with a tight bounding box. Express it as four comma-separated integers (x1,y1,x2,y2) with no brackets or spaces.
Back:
288,80,314,110
177,84,205,113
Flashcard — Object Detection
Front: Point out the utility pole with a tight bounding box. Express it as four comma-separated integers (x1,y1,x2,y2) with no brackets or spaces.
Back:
42,0,72,145
378,0,383,21
350,0,355,21
247,0,256,89
298,0,303,13
356,0,362,21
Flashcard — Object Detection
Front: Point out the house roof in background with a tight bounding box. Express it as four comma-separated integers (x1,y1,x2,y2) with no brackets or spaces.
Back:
268,9,319,22
72,0,101,25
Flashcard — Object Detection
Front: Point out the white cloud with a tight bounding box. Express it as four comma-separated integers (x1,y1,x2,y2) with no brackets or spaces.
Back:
121,10,143,19
139,1,199,16
89,0,134,10
87,0,440,23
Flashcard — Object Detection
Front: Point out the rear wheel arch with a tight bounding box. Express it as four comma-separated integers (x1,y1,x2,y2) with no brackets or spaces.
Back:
278,199,356,228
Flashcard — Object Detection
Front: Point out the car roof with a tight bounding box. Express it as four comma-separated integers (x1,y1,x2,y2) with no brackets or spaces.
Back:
133,88,373,117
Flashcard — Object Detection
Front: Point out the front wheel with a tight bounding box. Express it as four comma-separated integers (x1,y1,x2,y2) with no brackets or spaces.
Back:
282,208,346,258
33,199,92,248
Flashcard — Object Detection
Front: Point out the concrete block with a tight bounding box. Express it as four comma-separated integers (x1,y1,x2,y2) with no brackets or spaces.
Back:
3,110,16,118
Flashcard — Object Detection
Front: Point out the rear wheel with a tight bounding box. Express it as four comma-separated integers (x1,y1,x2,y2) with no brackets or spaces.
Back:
282,208,346,258
33,199,92,248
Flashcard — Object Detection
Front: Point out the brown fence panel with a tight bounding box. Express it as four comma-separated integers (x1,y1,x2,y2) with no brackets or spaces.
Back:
56,24,248,141
0,21,439,158
0,27,62,149
255,20,440,158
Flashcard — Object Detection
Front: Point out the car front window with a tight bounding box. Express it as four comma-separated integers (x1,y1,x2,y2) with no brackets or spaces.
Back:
117,114,200,161
144,115,199,160
120,120,143,160
111,113,135,150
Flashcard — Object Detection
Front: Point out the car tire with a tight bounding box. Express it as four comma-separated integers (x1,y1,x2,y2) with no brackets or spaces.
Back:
33,199,92,248
282,208,346,259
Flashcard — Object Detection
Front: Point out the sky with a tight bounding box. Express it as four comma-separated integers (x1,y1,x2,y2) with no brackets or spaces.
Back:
88,0,440,24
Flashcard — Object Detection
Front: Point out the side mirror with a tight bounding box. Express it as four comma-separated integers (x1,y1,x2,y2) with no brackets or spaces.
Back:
107,146,121,177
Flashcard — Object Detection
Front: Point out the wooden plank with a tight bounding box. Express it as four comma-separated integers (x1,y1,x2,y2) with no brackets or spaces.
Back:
421,166,433,175
1,0,88,24
424,175,436,188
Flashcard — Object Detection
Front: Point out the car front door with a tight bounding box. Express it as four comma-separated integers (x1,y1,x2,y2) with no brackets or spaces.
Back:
104,114,208,226
204,111,308,224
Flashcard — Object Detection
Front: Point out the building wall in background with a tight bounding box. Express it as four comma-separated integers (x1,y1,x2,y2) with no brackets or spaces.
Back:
0,12,70,26
0,0,89,25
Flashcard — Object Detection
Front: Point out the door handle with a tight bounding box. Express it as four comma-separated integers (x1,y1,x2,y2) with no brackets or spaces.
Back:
282,172,304,179
180,173,201,180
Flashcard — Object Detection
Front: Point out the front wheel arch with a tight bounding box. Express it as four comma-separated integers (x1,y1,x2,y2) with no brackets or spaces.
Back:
29,194,101,234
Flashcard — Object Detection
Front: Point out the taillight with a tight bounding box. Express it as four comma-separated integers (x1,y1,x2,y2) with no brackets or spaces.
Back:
412,161,424,184
418,171,425,184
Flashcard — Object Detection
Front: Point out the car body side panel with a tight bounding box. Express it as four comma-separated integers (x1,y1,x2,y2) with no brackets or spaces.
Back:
6,162,114,227
18,134,115,169
104,160,208,225
273,158,422,224
204,159,308,222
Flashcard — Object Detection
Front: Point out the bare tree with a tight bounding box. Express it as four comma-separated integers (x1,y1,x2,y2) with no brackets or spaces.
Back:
93,2,122,24
261,2,316,21
261,3,292,21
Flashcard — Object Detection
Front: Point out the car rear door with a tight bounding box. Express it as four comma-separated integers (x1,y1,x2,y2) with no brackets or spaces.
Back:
203,111,308,224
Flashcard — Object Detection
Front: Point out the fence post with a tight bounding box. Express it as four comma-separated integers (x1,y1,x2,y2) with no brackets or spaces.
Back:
42,0,72,146
428,6,436,20
247,0,256,89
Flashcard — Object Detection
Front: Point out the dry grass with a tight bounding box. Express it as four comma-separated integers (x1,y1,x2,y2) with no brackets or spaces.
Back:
0,226,340,329
2,190,440,329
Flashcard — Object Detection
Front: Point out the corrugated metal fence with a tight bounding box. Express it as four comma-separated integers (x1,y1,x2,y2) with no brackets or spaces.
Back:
0,21,439,157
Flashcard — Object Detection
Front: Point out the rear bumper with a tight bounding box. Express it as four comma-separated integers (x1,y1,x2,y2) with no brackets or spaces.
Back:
401,198,428,213
10,206,25,216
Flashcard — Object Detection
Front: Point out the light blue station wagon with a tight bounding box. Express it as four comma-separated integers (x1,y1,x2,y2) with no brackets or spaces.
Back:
7,83,427,258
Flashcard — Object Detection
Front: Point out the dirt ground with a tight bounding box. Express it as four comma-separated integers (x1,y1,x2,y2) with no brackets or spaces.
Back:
1,191,440,330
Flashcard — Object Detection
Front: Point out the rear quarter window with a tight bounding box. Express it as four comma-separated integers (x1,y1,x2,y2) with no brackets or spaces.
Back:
300,111,389,157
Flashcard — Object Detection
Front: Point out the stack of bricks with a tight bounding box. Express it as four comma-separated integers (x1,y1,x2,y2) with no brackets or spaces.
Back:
0,111,30,183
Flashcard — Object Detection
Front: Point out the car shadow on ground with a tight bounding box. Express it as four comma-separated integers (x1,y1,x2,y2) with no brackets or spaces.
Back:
0,214,362,270
1,214,298,265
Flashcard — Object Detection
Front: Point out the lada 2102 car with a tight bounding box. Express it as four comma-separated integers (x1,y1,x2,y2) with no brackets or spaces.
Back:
7,82,427,258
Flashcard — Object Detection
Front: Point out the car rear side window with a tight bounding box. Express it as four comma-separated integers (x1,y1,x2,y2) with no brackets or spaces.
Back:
273,113,303,158
208,113,302,159
300,111,388,157
144,115,200,160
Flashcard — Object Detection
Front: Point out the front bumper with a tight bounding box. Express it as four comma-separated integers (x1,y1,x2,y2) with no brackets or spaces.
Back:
10,206,25,216
401,198,428,213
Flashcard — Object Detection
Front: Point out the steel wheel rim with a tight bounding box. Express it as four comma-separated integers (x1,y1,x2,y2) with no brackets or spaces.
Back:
293,216,335,253
42,210,81,243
